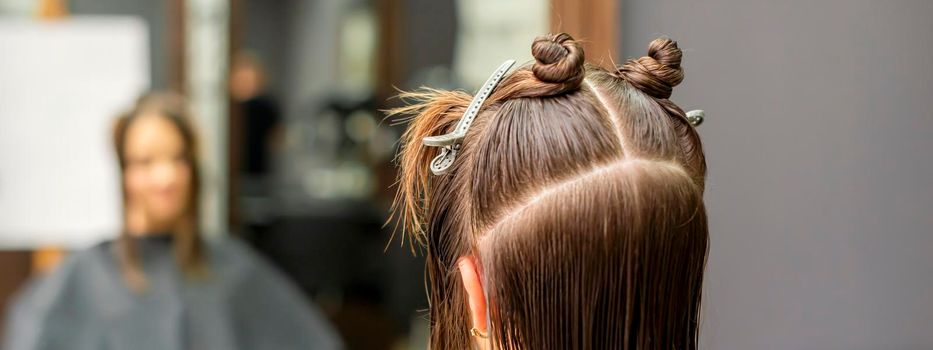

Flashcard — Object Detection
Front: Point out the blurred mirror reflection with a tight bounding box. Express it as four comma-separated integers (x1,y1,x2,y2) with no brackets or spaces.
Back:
0,0,550,349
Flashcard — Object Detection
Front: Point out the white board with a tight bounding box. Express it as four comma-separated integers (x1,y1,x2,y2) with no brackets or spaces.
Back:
0,17,150,249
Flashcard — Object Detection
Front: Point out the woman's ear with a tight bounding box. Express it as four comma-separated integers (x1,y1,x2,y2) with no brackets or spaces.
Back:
457,256,487,334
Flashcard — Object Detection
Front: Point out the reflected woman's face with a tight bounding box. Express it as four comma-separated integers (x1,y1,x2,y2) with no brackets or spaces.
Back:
122,113,192,233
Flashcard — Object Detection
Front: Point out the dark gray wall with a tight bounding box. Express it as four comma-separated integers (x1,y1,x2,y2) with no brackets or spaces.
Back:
241,0,291,98
620,1,933,349
399,0,457,88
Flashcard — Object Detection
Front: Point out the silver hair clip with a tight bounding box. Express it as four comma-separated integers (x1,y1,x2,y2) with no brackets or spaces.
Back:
423,59,516,175
687,109,705,127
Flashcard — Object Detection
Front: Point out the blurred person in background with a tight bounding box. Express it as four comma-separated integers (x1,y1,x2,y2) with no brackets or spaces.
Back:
230,51,283,239
2,92,341,350
231,51,283,175
391,33,708,349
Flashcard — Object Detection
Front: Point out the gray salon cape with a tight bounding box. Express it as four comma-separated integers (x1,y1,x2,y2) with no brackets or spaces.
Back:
2,235,342,350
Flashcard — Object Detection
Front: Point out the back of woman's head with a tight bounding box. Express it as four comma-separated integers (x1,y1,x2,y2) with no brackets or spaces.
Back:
392,33,708,349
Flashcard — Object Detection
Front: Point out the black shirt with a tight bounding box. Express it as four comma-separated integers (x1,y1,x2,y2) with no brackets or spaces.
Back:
240,95,281,176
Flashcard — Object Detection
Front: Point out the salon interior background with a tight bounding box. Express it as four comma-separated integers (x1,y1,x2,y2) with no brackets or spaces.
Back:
0,0,931,349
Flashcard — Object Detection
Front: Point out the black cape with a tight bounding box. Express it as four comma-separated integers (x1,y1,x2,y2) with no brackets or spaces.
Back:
3,235,342,350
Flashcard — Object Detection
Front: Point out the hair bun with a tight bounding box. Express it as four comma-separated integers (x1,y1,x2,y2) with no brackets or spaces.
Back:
617,37,684,99
531,33,585,87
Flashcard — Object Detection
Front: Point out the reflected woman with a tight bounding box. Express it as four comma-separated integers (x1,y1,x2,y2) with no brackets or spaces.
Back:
3,92,342,350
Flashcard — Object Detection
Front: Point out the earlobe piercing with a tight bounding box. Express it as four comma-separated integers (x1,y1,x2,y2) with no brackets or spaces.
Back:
470,327,488,338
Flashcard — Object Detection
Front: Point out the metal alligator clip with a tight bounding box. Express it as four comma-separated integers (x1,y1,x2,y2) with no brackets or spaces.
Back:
422,59,516,175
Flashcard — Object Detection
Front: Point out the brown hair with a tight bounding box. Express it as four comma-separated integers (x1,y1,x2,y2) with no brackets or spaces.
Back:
112,91,205,290
391,33,708,349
